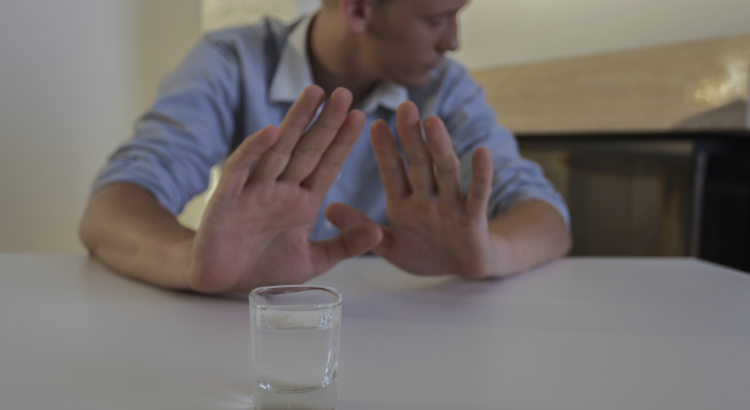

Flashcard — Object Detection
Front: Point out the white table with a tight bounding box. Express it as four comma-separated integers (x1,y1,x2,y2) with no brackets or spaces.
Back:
1,255,748,410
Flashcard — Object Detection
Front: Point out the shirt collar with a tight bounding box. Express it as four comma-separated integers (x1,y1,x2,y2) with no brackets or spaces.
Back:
269,15,315,104
269,14,408,114
358,80,409,113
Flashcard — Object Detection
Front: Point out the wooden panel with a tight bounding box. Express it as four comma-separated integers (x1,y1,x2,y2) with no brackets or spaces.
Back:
472,34,750,133
520,140,693,257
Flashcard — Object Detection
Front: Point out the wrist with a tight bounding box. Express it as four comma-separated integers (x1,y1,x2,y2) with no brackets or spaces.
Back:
164,235,195,290
488,233,519,278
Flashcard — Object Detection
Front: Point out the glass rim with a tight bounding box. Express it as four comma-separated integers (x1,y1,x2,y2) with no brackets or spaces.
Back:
249,285,342,310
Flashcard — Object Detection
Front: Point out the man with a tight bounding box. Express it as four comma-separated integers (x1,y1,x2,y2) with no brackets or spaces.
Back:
79,0,572,294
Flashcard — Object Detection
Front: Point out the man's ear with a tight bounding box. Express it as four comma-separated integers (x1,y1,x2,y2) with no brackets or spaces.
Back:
340,0,371,34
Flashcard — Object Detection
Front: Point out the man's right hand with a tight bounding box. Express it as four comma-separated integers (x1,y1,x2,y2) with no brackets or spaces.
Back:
187,85,381,293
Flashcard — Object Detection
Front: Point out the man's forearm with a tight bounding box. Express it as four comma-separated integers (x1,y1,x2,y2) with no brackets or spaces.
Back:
79,183,195,290
488,199,572,277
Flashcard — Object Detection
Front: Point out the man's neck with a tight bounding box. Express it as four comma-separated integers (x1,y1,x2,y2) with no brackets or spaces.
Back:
307,12,379,106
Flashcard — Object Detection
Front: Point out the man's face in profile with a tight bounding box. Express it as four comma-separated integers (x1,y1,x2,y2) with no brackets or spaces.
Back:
362,0,469,88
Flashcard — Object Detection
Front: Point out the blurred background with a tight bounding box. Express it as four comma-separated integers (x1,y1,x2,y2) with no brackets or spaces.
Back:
0,0,748,270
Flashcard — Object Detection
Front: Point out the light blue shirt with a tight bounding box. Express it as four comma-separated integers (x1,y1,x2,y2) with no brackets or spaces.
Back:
93,15,570,241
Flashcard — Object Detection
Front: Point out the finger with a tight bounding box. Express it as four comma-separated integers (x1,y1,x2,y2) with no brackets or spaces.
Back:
279,88,354,183
249,85,325,181
370,119,409,200
302,109,365,194
395,101,435,195
220,125,279,195
311,222,383,274
423,116,462,202
325,203,390,255
466,147,494,218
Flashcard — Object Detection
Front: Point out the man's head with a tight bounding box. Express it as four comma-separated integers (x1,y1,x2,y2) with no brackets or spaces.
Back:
320,0,469,88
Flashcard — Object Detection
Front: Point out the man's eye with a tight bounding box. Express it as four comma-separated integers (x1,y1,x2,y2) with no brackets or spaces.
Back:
427,17,446,27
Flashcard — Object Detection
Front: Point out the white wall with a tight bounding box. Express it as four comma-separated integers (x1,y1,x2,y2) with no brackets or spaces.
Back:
454,0,750,69
202,0,300,31
0,0,200,253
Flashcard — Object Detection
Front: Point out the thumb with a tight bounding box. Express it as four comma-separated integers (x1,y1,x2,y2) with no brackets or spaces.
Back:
324,202,374,230
311,221,383,274
325,202,392,256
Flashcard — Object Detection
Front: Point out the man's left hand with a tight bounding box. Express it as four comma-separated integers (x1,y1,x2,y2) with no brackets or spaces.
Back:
326,101,498,279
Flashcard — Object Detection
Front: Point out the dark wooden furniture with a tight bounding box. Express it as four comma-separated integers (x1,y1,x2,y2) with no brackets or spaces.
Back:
518,131,750,272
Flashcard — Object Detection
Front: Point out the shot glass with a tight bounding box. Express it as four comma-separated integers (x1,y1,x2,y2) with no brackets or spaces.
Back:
249,286,342,410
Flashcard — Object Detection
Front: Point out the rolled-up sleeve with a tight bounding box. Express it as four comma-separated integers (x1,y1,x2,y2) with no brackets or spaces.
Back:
91,34,241,215
437,62,570,227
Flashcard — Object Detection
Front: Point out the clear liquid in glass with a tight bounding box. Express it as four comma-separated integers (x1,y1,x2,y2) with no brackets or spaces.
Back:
252,315,339,410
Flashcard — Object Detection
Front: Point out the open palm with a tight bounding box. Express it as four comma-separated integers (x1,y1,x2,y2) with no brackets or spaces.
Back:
187,86,381,293
327,102,496,279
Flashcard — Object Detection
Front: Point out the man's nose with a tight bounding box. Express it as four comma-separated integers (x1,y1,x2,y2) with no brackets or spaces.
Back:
437,17,459,53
